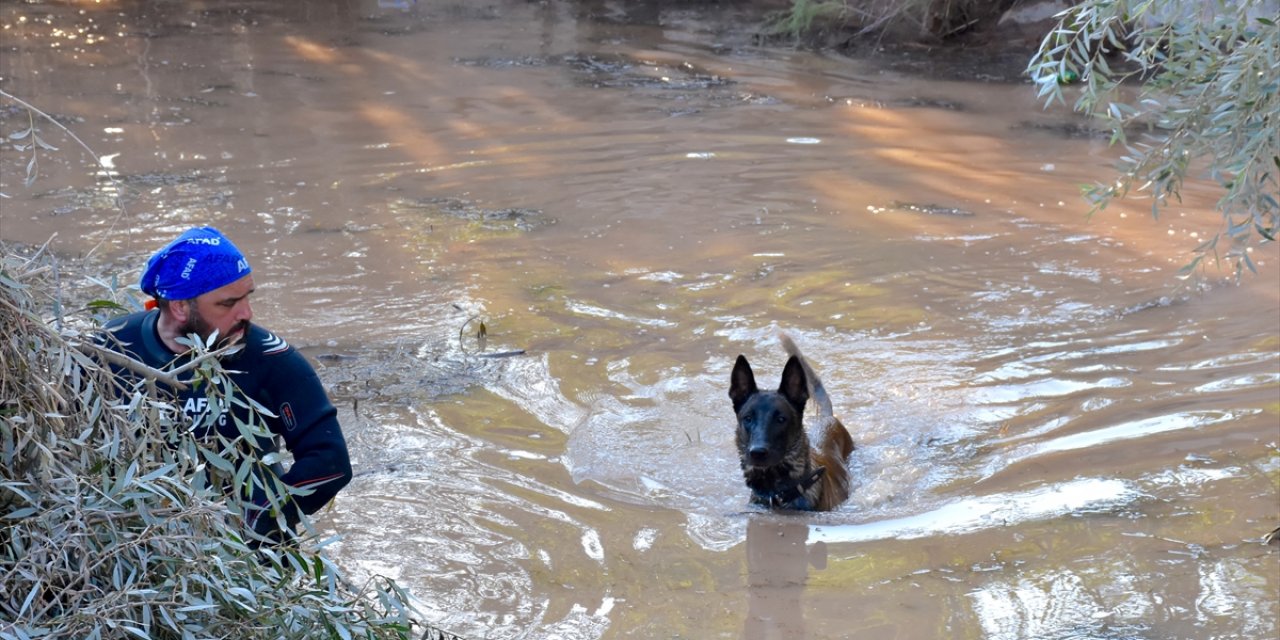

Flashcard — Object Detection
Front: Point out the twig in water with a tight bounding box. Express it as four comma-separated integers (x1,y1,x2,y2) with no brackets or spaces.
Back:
0,89,130,259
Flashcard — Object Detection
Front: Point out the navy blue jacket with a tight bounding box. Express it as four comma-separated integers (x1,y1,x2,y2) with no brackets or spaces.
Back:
103,310,352,532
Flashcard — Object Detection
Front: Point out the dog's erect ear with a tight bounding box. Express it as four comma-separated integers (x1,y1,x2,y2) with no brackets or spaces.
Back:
729,355,758,414
779,356,809,414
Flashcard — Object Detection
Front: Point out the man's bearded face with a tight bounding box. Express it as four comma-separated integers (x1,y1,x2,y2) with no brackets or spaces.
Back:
180,302,250,349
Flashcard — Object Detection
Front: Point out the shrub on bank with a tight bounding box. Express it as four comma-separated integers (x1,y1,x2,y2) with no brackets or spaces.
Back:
1029,0,1279,277
760,0,1019,45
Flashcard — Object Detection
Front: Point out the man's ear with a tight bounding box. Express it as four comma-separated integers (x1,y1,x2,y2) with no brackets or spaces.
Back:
167,299,192,324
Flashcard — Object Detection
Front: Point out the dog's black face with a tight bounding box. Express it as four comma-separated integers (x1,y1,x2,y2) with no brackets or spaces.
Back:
729,355,809,469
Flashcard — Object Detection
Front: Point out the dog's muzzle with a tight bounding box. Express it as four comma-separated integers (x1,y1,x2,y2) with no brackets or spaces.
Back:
747,446,771,466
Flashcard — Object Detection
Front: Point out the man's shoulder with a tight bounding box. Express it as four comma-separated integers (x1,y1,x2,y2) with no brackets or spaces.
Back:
103,309,151,336
100,310,167,365
244,324,294,358
238,325,324,386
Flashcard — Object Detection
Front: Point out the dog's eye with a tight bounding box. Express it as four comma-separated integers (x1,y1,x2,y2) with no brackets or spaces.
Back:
775,414,786,424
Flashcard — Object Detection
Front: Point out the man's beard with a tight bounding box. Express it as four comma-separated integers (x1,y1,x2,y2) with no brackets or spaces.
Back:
181,309,250,351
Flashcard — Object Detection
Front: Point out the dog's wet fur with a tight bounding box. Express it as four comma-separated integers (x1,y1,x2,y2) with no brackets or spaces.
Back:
729,335,854,511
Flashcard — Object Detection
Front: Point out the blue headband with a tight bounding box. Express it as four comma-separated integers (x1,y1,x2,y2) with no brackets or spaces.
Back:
140,227,252,300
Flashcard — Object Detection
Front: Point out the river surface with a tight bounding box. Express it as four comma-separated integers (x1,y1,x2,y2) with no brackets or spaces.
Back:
2,1,1278,638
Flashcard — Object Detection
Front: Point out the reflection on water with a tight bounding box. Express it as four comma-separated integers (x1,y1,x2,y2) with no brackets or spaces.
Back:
2,1,1277,639
744,519,822,640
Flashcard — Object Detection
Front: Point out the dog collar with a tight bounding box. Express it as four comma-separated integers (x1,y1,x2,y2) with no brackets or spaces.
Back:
765,466,826,509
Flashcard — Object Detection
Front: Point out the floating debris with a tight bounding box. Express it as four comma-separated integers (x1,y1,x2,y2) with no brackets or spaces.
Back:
389,196,551,231
891,96,966,111
887,201,977,217
452,55,549,69
1013,120,1110,139
559,53,733,91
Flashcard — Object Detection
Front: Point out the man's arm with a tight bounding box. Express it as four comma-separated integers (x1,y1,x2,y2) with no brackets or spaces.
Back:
278,403,353,515
266,352,353,515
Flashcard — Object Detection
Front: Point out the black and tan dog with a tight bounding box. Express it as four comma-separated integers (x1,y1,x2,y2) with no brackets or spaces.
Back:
729,334,854,511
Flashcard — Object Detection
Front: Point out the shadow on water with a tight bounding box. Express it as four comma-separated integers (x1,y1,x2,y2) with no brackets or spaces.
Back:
1,1,1278,639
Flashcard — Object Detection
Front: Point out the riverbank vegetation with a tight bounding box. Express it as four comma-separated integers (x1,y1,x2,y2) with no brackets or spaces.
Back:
1029,0,1278,277
760,0,1016,44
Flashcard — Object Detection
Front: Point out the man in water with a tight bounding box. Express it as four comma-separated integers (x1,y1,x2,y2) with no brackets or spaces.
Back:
103,226,352,543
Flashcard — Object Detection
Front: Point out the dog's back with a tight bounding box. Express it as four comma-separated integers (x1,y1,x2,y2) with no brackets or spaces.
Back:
779,334,853,510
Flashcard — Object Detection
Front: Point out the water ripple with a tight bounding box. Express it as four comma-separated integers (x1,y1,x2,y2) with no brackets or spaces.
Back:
1192,372,1280,394
809,478,1137,544
982,410,1256,480
970,376,1130,404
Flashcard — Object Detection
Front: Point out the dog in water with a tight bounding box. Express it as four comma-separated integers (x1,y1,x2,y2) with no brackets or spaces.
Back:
729,334,854,511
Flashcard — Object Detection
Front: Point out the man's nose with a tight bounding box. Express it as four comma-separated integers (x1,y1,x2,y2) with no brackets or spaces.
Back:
237,299,253,322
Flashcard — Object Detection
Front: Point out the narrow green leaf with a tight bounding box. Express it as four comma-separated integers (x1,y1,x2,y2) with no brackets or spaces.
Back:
138,464,177,483
18,581,41,616
32,134,58,151
1256,223,1277,242
199,447,236,473
85,299,127,311
1178,255,1204,277
175,604,220,613
116,460,138,493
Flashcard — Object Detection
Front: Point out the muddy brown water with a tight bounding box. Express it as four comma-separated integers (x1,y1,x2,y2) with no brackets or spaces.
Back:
2,1,1278,638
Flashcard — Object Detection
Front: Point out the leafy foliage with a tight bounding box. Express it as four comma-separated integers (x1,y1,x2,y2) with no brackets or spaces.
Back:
0,245,460,639
1028,0,1279,277
762,0,1013,42
762,0,855,38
